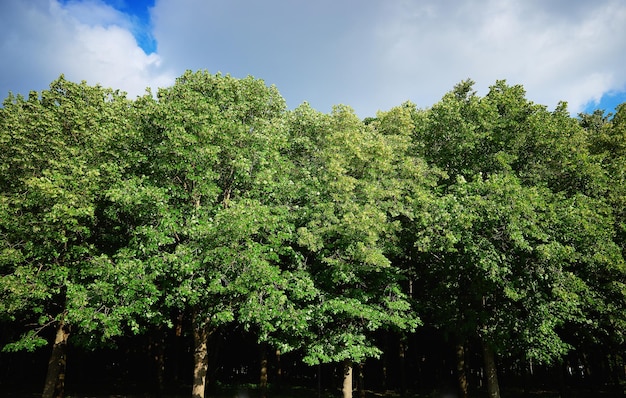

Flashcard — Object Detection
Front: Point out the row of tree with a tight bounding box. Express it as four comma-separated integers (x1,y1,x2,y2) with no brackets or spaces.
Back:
1,71,625,398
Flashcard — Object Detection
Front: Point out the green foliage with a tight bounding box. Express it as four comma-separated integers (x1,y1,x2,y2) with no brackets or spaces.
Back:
578,103,626,348
0,76,154,351
408,81,626,365
1,72,625,383
112,70,301,352
284,103,421,365
2,330,49,353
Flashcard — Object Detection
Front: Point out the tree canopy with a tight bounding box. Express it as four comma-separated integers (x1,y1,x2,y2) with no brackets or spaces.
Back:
1,73,625,398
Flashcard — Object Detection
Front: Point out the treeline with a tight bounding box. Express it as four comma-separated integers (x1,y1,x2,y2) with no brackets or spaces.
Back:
1,71,625,398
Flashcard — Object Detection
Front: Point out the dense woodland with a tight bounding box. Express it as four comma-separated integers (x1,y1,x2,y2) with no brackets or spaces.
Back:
1,71,626,398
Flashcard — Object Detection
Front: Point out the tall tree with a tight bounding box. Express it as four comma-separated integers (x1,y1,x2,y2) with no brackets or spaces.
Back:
121,70,296,398
406,81,624,397
0,77,152,398
285,103,420,398
578,104,626,360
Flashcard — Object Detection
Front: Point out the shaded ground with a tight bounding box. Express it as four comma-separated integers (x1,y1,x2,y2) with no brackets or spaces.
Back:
4,387,626,398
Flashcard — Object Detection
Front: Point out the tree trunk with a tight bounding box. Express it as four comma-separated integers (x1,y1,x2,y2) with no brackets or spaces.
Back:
456,340,469,398
156,343,166,396
172,311,184,385
523,359,534,397
356,362,365,398
481,339,501,398
399,336,407,396
151,327,166,396
192,316,211,398
342,359,353,398
381,334,389,390
259,343,268,397
317,363,322,398
42,317,70,398
275,348,282,392
558,360,568,398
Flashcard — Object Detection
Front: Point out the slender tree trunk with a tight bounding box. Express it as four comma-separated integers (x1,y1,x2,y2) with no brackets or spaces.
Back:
151,327,166,396
275,348,282,392
317,363,322,398
172,311,184,386
558,360,568,398
259,343,268,397
356,362,365,398
456,340,469,398
481,339,501,398
381,334,388,390
42,317,70,398
342,359,353,398
192,315,211,398
523,359,535,397
399,336,407,396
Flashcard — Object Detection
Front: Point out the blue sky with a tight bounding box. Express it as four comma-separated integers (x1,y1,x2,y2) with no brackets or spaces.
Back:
106,0,156,53
584,91,626,116
1,0,625,117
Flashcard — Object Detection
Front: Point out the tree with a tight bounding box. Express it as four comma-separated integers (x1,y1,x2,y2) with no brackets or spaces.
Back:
119,70,297,398
406,81,624,398
366,102,445,394
578,104,626,368
0,77,153,398
285,103,420,398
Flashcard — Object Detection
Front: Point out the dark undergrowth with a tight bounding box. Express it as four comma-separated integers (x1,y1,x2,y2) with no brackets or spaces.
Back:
4,384,626,398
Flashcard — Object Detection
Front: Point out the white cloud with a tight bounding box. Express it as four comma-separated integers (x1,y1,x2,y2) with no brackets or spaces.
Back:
1,0,624,115
147,0,626,115
0,0,175,99
149,0,388,113
370,0,626,113
57,0,132,30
